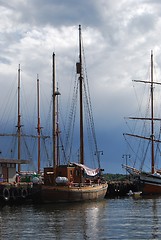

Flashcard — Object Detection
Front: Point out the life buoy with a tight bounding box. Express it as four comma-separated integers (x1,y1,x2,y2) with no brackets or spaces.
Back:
11,188,18,200
3,188,10,201
21,188,28,199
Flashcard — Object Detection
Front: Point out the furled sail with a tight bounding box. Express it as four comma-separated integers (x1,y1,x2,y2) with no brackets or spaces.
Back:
73,163,100,177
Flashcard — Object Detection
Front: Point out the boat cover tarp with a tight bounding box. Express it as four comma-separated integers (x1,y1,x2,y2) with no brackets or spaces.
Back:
72,163,100,177
122,164,140,175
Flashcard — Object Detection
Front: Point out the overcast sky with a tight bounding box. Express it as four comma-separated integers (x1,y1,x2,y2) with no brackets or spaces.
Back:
1,0,161,173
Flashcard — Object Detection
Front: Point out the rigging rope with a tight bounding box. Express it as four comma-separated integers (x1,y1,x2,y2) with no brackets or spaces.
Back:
64,74,78,163
82,43,99,168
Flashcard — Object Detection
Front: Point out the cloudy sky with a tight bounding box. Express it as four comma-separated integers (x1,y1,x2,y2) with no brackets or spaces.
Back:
1,0,161,173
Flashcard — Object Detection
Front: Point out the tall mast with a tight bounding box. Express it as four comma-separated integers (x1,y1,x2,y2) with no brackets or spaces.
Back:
151,50,155,174
53,53,56,167
37,74,41,174
18,64,21,172
77,24,84,165
124,51,159,173
56,87,61,165
52,53,60,167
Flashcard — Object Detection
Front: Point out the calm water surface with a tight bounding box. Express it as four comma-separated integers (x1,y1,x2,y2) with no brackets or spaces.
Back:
0,196,161,239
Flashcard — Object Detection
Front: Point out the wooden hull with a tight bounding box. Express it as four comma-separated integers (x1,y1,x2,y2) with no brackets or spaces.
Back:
140,173,161,194
33,183,108,203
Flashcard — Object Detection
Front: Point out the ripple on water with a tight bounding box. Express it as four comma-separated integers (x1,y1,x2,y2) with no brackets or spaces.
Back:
1,197,161,239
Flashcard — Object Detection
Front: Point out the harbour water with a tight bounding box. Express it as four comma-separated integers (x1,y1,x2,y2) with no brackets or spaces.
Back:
0,195,161,239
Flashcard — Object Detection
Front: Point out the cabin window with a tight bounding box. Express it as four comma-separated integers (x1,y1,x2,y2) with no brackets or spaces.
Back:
76,170,79,176
70,170,72,175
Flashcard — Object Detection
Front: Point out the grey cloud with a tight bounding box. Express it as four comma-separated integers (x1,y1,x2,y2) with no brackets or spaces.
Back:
1,0,101,28
0,56,10,64
128,13,157,35
1,0,161,173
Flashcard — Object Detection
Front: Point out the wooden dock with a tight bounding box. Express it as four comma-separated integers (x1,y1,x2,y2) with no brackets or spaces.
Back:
0,182,33,204
106,180,140,197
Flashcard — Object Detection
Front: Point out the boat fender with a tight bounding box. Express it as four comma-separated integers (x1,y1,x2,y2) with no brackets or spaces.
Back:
3,188,10,201
11,188,18,200
32,177,39,184
55,177,69,185
21,188,28,198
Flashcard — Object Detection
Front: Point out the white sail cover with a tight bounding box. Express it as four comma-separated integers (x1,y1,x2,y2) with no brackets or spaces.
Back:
122,164,140,176
73,163,100,177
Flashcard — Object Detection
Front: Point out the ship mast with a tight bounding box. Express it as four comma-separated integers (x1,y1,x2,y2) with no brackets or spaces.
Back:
151,50,155,174
53,53,56,167
17,64,21,172
37,74,41,174
52,53,61,167
56,86,60,165
124,51,161,173
77,24,84,165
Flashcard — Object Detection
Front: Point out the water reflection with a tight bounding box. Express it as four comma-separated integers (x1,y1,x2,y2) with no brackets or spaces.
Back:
1,197,161,239
32,200,107,239
0,200,107,240
151,198,159,239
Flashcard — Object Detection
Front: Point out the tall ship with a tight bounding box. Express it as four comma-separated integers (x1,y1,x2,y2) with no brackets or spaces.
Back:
32,25,108,203
0,65,34,203
123,50,161,195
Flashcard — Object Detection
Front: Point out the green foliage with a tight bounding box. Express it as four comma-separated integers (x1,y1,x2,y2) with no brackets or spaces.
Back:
103,173,127,181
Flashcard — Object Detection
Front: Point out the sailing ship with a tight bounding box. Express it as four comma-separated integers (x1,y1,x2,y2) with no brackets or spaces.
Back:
123,50,161,195
0,65,34,202
32,25,108,203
